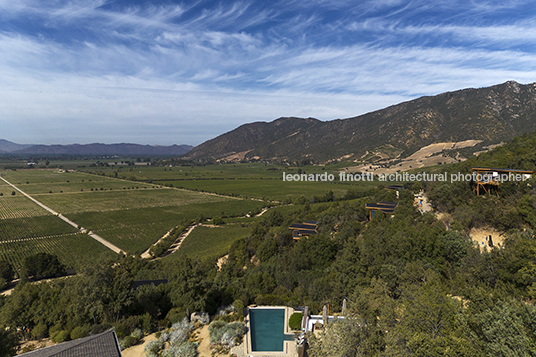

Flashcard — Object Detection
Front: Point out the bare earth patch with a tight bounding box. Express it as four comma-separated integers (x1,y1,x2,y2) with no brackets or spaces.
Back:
345,140,483,175
122,333,158,357
470,227,505,251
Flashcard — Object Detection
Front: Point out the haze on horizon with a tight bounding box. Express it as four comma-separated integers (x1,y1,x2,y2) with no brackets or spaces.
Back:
1,0,536,146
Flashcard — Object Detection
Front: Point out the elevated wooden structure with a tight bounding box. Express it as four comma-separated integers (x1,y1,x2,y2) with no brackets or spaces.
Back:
289,221,318,240
472,167,533,196
365,201,398,220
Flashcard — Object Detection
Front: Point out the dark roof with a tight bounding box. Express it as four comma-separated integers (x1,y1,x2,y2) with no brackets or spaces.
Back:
295,229,318,235
289,223,316,230
131,279,168,290
385,185,405,190
472,167,534,174
366,202,398,209
19,330,121,357
366,202,397,215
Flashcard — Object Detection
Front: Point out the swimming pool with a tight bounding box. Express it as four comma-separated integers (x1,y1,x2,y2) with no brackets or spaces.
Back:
249,308,294,352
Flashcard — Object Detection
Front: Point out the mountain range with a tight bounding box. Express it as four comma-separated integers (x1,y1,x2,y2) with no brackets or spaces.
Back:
186,80,536,163
0,141,193,156
4,80,536,162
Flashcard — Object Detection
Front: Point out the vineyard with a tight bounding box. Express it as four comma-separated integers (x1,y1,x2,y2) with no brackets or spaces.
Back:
0,196,52,219
166,224,252,262
0,232,113,274
68,200,266,255
0,168,267,270
37,188,225,214
0,216,78,241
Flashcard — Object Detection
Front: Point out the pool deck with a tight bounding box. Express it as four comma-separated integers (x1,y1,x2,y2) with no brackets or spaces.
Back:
231,306,298,357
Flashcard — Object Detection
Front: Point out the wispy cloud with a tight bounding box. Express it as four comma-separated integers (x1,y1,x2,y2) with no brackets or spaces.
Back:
1,0,536,145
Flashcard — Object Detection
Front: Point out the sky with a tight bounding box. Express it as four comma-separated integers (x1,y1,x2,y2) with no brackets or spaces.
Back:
2,0,536,146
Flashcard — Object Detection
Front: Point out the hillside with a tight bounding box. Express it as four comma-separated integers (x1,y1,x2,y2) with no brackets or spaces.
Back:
0,139,31,153
186,81,536,163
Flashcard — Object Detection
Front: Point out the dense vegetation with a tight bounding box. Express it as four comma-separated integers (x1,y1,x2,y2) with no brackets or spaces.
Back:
1,131,536,355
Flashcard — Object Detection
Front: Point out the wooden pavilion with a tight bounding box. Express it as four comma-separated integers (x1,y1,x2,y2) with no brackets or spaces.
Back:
472,167,533,196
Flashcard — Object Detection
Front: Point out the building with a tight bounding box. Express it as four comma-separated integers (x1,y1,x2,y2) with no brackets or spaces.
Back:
365,201,398,220
472,167,533,196
18,330,122,357
289,221,318,240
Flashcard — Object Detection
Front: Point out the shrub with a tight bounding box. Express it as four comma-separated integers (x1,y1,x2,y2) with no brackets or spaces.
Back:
31,323,48,340
122,335,137,349
70,326,89,340
209,320,247,346
161,341,197,357
114,316,140,338
131,328,143,340
144,340,162,357
51,330,70,343
289,312,304,331
169,318,192,346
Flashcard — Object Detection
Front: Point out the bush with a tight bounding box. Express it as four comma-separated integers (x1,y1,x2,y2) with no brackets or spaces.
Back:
169,318,193,346
51,330,70,343
209,320,247,346
31,323,48,340
289,312,304,331
122,335,138,349
70,326,89,340
131,328,143,340
144,340,163,357
115,316,140,338
161,341,197,357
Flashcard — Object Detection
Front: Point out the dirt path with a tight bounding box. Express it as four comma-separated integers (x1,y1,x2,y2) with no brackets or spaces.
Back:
152,223,200,259
195,325,212,357
140,226,176,259
0,175,126,255
122,333,158,357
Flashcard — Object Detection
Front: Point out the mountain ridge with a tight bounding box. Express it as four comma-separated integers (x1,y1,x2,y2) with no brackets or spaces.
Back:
0,141,194,156
186,80,536,163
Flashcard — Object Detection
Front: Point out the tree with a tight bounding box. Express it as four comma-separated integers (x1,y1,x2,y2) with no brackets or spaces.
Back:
0,327,18,357
22,253,65,279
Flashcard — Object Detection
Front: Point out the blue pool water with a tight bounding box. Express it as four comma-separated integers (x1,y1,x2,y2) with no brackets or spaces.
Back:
249,308,293,351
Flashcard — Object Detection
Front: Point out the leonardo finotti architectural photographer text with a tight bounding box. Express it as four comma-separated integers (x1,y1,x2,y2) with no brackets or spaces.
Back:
282,172,532,183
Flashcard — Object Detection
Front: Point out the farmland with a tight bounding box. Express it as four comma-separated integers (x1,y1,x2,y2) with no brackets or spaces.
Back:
80,162,384,201
167,224,252,262
0,158,389,277
0,167,267,274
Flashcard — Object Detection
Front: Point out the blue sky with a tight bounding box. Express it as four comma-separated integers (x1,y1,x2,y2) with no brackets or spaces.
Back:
1,0,536,146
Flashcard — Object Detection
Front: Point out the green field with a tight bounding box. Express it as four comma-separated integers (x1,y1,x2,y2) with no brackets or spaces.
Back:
80,163,384,201
67,200,265,255
167,224,252,262
0,161,381,274
0,232,113,273
0,168,267,268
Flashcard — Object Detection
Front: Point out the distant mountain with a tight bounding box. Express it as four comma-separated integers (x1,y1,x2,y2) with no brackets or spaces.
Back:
0,139,31,153
186,81,536,162
3,142,193,156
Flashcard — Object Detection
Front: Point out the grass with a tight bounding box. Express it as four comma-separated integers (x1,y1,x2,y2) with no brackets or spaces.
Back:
167,224,252,262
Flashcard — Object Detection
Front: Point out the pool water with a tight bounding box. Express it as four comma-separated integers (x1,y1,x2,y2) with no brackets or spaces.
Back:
249,308,293,351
